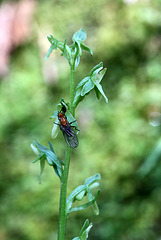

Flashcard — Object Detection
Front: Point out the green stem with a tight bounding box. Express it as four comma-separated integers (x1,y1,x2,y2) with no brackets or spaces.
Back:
57,63,75,240
70,65,75,116
58,146,71,240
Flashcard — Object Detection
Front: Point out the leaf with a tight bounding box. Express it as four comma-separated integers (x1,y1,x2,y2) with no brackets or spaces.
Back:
72,29,87,42
81,80,94,96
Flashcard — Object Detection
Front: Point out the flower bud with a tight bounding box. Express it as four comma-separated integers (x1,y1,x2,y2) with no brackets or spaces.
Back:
51,120,59,139
30,143,41,156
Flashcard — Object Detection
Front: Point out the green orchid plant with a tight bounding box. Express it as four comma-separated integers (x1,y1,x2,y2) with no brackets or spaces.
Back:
31,29,108,240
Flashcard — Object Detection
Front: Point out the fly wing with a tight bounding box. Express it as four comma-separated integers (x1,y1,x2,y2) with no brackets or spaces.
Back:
62,127,79,148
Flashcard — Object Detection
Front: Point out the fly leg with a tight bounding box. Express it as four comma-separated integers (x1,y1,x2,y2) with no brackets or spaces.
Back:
54,122,60,126
70,120,80,131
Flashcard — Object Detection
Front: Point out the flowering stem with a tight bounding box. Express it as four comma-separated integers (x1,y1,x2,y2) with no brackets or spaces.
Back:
57,63,75,240
58,146,71,240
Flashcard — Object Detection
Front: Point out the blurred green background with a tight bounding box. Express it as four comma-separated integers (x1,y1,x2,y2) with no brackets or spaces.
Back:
0,0,161,239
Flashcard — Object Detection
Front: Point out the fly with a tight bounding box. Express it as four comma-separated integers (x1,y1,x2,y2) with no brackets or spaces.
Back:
57,112,79,148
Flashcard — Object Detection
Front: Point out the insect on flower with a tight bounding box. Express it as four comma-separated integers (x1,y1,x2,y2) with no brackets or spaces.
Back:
56,111,79,148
